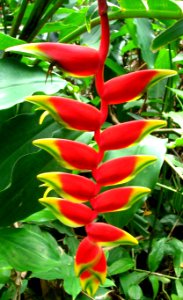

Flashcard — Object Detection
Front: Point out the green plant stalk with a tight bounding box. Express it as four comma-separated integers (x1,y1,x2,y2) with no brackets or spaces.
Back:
9,0,28,37
19,0,53,41
162,45,174,115
27,0,63,42
148,164,167,252
60,9,183,43
135,268,180,281
1,0,8,34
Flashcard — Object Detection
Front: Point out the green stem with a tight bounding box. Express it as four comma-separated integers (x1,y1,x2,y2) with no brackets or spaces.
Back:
19,0,53,41
60,9,183,43
135,268,179,281
27,0,63,42
1,0,8,34
148,164,167,252
9,0,28,37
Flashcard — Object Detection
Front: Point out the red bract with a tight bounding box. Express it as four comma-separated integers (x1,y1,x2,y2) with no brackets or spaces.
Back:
37,172,98,203
39,197,97,227
79,250,107,297
33,138,98,171
75,237,103,276
90,186,150,213
102,69,177,104
100,119,167,150
6,43,100,77
26,95,101,131
93,155,157,186
86,223,138,246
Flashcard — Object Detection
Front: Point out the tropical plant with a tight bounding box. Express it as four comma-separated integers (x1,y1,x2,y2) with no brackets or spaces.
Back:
0,0,183,299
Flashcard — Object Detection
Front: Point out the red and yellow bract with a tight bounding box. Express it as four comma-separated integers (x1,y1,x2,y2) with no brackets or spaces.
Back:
6,43,100,77
26,95,102,131
39,197,97,227
33,138,98,171
37,172,98,203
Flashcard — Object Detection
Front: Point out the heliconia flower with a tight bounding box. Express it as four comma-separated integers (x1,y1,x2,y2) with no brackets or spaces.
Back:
90,186,150,213
79,271,101,297
6,43,100,77
33,138,98,171
79,250,107,297
39,197,97,227
99,119,167,151
75,237,103,276
26,95,101,131
86,222,138,246
37,172,98,203
101,69,177,104
93,155,157,186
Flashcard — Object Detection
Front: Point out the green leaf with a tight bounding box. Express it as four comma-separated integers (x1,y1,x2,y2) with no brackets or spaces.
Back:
0,112,59,190
163,111,183,129
120,271,147,298
118,0,146,10
128,284,143,300
31,252,73,279
147,0,182,13
0,225,62,272
0,257,11,284
152,19,183,50
134,18,156,68
165,154,183,180
0,58,67,109
149,275,159,300
175,280,183,298
148,238,166,272
164,238,183,277
22,208,56,223
0,33,24,50
108,258,134,276
0,150,56,226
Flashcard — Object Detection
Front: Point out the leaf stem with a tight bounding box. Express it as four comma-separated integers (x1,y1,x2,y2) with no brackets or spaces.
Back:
135,268,179,281
19,0,53,41
27,0,63,42
60,9,183,43
9,0,28,37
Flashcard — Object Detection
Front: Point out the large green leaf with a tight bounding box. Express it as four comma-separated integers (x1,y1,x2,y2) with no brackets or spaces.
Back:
0,225,62,272
0,58,67,109
0,112,59,190
118,0,183,16
134,18,156,68
0,33,24,50
0,151,55,226
152,19,183,50
118,0,146,10
104,135,167,228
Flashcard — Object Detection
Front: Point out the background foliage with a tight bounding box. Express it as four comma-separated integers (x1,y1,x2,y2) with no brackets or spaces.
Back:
0,0,183,299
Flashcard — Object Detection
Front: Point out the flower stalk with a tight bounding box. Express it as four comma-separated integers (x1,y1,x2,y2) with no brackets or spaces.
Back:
6,0,177,296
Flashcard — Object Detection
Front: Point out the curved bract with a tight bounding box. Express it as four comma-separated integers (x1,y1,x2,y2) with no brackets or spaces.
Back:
6,43,100,77
39,197,97,227
93,155,157,186
26,95,102,131
100,119,167,150
86,223,138,246
102,69,177,104
37,172,98,203
33,138,98,171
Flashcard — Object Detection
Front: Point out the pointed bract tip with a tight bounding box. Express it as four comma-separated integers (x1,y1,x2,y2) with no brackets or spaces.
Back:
26,95,50,104
6,43,49,59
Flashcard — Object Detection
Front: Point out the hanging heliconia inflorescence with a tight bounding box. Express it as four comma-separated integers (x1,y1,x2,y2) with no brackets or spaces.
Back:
7,0,176,296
